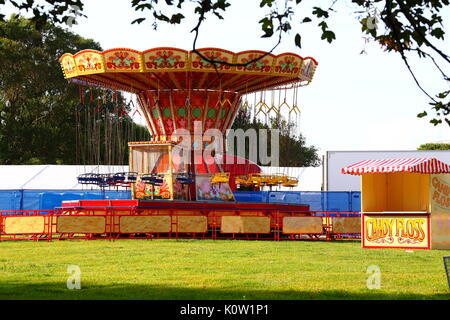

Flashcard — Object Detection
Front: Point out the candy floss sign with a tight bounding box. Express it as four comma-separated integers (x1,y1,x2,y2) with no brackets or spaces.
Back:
430,174,450,249
431,174,450,212
362,215,430,249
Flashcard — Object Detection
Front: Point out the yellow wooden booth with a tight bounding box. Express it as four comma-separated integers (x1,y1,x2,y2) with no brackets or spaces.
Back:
342,158,450,250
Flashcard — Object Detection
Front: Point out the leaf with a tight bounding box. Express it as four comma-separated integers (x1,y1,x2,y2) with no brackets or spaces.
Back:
135,3,154,11
260,0,274,8
9,0,19,8
430,119,442,125
318,20,328,31
259,17,274,37
321,30,336,43
430,27,445,39
153,12,170,22
302,17,312,23
215,0,231,10
312,7,329,19
295,33,301,48
213,12,224,19
177,0,185,9
281,22,291,32
262,28,274,38
417,111,427,118
437,91,449,99
131,18,146,24
169,13,184,24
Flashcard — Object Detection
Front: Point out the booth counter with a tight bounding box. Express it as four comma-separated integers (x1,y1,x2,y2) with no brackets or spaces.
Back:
342,158,450,250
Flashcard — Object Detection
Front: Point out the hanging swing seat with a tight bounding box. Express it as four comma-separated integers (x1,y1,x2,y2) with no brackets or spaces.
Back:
87,174,109,188
289,105,301,115
266,174,285,187
113,172,138,186
235,175,252,186
211,172,230,184
104,174,117,186
249,173,269,187
141,173,164,186
77,173,103,186
176,173,194,185
282,176,299,188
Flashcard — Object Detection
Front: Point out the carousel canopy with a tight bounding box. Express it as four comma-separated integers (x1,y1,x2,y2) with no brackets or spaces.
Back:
341,158,450,175
59,47,318,94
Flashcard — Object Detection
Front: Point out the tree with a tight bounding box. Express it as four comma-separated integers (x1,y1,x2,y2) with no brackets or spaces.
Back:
0,16,148,164
5,1,445,126
417,142,450,150
231,105,321,167
0,16,99,164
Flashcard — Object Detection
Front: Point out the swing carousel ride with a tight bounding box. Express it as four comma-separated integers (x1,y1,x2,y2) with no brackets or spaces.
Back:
58,47,320,239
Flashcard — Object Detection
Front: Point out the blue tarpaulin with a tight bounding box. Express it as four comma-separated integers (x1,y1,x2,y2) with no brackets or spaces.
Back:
234,191,361,212
0,190,360,212
0,190,131,212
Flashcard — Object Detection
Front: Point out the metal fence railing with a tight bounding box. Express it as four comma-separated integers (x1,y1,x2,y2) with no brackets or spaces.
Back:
444,256,450,289
0,208,361,242
0,190,361,212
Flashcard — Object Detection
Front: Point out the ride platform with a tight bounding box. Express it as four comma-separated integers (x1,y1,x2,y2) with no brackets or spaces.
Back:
60,199,310,213
56,199,313,239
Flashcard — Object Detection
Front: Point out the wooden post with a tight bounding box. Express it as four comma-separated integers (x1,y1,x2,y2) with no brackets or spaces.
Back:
168,144,174,200
129,146,135,200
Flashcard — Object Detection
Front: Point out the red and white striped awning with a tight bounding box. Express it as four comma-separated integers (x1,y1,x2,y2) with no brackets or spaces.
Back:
341,158,450,175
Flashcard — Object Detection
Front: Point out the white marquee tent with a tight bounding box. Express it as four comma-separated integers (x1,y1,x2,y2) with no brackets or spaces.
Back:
0,165,322,191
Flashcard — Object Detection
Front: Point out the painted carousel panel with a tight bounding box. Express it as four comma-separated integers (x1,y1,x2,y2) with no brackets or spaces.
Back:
142,47,189,71
282,217,323,234
177,216,208,233
220,216,270,234
73,50,105,76
119,215,171,233
4,216,46,234
57,216,106,234
103,48,143,72
332,217,361,234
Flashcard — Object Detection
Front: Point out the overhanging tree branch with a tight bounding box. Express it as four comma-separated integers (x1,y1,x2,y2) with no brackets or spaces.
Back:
384,0,438,102
394,0,450,63
190,0,285,70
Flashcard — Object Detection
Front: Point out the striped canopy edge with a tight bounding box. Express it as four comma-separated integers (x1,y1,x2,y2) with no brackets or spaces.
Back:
341,157,450,175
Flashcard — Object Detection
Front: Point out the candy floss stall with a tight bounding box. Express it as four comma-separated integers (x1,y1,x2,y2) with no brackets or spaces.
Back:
342,158,450,250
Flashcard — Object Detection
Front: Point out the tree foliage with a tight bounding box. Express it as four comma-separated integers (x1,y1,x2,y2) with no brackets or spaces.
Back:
0,0,85,28
0,16,100,164
0,16,148,165
417,142,450,150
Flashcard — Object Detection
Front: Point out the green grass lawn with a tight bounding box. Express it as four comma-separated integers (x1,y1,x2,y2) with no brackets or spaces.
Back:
0,239,449,300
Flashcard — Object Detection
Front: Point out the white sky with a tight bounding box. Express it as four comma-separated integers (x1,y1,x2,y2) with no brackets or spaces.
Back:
4,0,450,156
